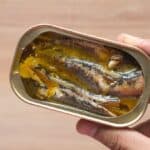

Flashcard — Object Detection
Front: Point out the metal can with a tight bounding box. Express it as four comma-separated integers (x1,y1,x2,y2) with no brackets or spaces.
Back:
10,25,150,127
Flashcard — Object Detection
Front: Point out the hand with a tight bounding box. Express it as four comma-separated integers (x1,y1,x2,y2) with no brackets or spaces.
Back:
76,34,150,150
117,33,150,55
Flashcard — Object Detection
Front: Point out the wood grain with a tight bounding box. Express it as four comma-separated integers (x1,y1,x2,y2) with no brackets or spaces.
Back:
0,0,150,150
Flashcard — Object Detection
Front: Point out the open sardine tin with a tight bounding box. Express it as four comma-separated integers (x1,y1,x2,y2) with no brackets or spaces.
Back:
10,25,150,127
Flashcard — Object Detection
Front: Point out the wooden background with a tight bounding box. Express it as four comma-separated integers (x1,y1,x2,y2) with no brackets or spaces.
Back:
0,0,150,149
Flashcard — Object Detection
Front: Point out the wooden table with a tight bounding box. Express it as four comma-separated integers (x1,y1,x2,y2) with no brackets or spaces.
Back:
0,1,150,149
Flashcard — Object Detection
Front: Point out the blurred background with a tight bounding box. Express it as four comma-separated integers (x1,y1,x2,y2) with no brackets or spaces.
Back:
0,0,150,149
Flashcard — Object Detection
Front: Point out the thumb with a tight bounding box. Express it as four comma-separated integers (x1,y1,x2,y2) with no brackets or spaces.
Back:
76,119,150,150
117,33,150,55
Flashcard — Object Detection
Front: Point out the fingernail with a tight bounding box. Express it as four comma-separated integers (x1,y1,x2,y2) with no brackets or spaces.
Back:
118,33,144,46
76,120,99,137
138,40,150,55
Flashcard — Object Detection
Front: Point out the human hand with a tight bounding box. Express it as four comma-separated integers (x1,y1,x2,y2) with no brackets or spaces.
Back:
117,33,150,55
76,34,150,150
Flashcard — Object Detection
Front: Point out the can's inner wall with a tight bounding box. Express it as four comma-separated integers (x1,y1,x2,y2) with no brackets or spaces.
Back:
17,31,144,118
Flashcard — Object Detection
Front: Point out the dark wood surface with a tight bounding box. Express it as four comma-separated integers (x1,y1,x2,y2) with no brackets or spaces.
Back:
0,0,150,149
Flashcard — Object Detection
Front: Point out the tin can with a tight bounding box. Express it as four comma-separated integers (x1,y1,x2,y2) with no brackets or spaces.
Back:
10,25,150,127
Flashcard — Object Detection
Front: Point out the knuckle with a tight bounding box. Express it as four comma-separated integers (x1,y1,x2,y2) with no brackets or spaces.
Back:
105,134,128,150
109,135,123,150
109,135,128,150
92,127,129,150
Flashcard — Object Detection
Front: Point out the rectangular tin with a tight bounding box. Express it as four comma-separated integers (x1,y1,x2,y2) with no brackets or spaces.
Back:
10,25,150,127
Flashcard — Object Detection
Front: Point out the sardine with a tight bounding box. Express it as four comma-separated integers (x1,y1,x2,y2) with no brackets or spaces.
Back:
32,67,119,116
56,57,143,97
